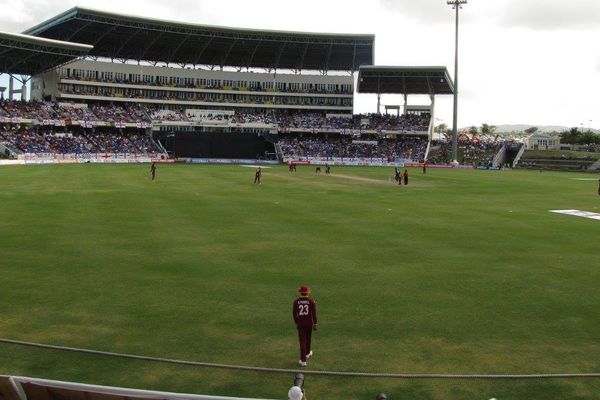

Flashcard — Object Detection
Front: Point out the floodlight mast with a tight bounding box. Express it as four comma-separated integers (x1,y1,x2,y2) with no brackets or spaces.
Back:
447,0,467,165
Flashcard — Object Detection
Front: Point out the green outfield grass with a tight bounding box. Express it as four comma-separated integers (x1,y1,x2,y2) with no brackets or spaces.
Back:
1,164,599,400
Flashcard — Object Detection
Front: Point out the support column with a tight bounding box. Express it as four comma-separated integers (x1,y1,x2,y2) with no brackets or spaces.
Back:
429,94,436,142
20,76,30,101
8,76,14,100
377,93,381,115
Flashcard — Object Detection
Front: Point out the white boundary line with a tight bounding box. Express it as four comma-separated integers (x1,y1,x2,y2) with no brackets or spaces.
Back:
550,210,600,221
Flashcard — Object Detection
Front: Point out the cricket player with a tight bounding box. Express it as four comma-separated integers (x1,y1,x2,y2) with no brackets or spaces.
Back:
292,286,318,367
254,167,262,184
150,162,156,181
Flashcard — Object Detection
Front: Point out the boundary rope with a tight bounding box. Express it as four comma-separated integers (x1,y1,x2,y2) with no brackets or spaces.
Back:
2,338,600,380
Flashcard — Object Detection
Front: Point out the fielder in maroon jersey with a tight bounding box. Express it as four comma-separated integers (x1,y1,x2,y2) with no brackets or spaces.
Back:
150,162,156,181
254,167,262,184
293,286,318,367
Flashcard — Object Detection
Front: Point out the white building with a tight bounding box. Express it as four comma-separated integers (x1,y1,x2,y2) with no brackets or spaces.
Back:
525,134,560,150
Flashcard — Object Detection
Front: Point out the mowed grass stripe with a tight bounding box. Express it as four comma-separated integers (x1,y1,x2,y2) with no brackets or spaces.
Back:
1,164,599,400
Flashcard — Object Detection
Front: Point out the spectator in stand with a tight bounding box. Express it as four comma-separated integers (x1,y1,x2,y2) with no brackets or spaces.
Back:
428,136,506,166
149,107,188,122
0,127,163,156
279,135,428,162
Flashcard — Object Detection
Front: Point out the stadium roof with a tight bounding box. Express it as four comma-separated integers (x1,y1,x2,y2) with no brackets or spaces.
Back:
0,31,92,76
357,66,455,95
24,7,375,71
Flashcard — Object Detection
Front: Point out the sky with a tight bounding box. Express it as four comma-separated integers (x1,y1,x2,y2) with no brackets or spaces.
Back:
1,0,599,130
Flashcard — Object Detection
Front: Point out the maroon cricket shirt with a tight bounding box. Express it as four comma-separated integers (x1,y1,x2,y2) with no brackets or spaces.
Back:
293,297,317,328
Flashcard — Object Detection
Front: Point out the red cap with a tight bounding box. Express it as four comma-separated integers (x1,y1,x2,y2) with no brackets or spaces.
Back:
298,286,311,295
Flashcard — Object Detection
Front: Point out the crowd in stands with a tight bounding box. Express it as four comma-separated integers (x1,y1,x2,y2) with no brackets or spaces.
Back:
280,133,503,166
0,129,52,153
233,111,276,125
1,100,56,120
462,141,503,166
1,101,430,134
279,135,428,162
277,112,431,132
89,104,148,123
57,104,100,121
1,104,505,166
0,100,156,124
428,136,505,166
0,127,163,155
44,133,95,154
0,100,150,123
149,107,189,122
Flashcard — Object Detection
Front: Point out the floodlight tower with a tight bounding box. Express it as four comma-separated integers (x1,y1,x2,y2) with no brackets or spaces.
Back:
447,0,467,165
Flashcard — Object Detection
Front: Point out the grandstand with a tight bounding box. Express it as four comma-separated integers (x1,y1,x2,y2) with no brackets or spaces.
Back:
25,7,369,117
0,7,508,167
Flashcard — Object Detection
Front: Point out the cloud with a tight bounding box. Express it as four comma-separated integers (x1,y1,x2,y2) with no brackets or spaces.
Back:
0,0,211,34
379,0,454,24
0,0,72,33
379,0,600,31
1,0,370,36
498,0,600,30
379,0,482,25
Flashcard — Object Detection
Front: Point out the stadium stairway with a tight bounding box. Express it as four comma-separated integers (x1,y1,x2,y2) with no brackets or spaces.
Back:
155,138,169,156
0,141,18,158
274,143,283,162
502,143,525,168
259,132,283,161
588,158,600,171
491,144,507,167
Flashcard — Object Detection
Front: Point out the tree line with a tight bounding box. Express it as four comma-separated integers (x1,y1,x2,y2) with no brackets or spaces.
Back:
559,127,600,145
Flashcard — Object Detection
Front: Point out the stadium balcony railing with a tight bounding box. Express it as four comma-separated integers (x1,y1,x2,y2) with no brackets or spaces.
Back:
56,89,353,109
58,76,354,97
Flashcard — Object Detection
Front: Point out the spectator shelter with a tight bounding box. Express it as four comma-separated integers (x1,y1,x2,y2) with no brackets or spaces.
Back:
24,7,374,72
0,31,92,99
357,66,454,139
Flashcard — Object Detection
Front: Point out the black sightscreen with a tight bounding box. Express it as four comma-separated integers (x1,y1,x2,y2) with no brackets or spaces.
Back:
172,131,272,159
